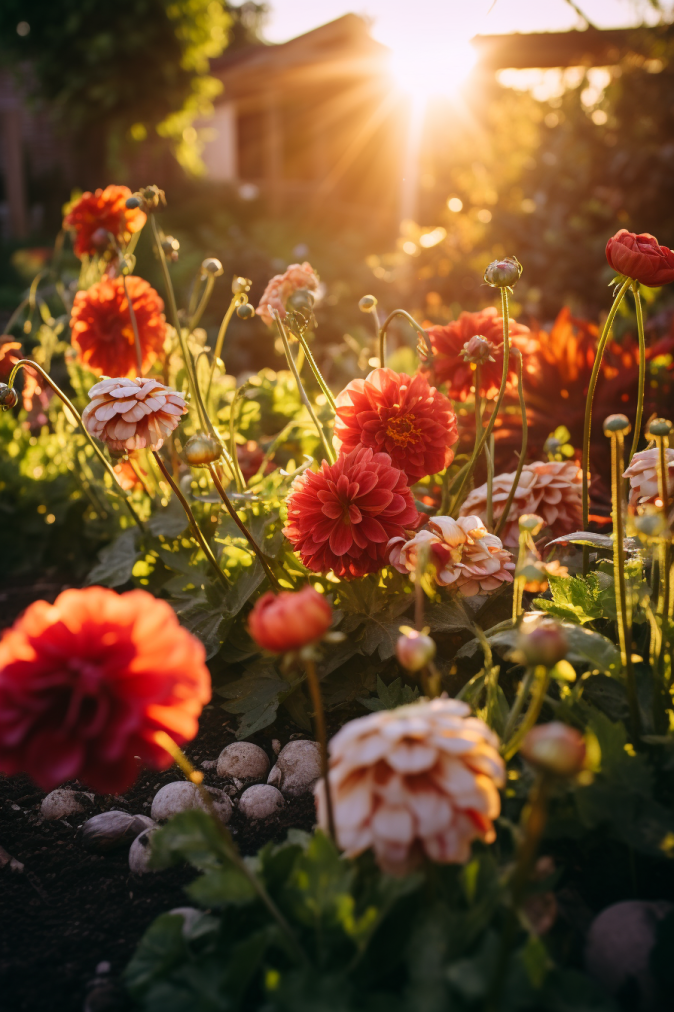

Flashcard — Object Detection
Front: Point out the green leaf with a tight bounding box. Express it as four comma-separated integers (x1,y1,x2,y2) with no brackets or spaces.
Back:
217,659,299,738
186,866,257,907
533,572,603,626
522,932,549,989
124,913,187,997
425,601,474,633
85,528,139,587
147,497,188,537
563,624,621,676
359,674,420,712
150,809,228,871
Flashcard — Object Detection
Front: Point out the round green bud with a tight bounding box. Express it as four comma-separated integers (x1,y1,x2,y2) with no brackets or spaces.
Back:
0,384,19,409
287,288,315,313
648,418,672,438
236,303,255,320
202,258,224,277
184,433,223,467
517,620,568,669
603,414,631,435
521,722,586,778
359,295,378,312
484,256,522,288
396,627,436,672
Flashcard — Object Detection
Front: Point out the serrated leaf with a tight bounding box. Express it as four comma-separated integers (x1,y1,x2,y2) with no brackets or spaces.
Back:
533,572,602,626
85,528,139,587
359,674,420,711
147,497,188,537
217,660,299,738
426,601,474,633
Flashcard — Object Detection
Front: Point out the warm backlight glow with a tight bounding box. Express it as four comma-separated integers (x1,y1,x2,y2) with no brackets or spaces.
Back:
389,39,477,98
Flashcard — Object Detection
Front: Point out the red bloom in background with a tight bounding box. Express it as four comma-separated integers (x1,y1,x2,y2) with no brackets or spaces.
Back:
249,586,332,652
70,275,167,377
283,446,420,580
425,307,535,401
334,368,458,482
63,185,146,259
0,588,210,794
606,229,674,287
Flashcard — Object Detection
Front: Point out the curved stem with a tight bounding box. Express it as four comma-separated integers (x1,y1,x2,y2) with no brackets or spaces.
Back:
206,295,245,397
122,273,143,375
485,435,495,531
305,658,335,842
502,666,536,743
450,288,511,515
495,349,528,538
629,285,647,464
273,311,335,465
207,463,281,590
502,666,551,761
228,384,249,493
581,277,632,573
188,273,215,333
291,326,337,413
6,359,144,530
152,452,230,589
371,307,382,366
4,297,29,335
379,309,433,364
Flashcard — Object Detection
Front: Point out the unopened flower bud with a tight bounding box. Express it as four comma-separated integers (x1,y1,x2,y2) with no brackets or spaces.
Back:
287,288,315,313
519,562,549,593
359,295,378,313
162,236,180,261
544,435,562,458
484,256,522,288
460,334,494,365
125,196,142,210
0,384,19,409
633,513,667,539
139,185,165,211
517,620,568,668
202,258,223,277
232,276,252,295
184,433,222,467
396,626,436,672
648,417,672,438
603,413,630,435
237,303,255,320
519,513,544,535
91,227,111,250
521,722,586,778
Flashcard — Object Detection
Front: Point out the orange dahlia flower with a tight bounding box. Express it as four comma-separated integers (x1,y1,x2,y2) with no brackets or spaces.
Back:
63,185,146,259
425,307,535,401
283,446,420,580
83,376,187,452
334,368,458,482
70,275,167,378
0,587,210,794
315,698,505,874
256,261,319,327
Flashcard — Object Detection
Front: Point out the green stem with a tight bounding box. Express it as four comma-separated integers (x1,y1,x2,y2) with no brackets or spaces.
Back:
379,309,433,364
207,463,281,590
485,434,495,531
4,297,29,335
502,666,536,743
122,273,144,376
305,658,336,842
152,452,230,590
581,277,631,574
188,273,215,333
438,459,471,516
273,311,335,465
495,349,528,539
512,530,529,625
6,359,144,531
629,285,647,464
291,326,337,412
228,384,249,493
450,288,511,515
206,295,245,397
503,666,551,760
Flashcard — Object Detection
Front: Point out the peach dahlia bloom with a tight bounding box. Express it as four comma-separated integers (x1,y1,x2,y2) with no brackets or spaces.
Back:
256,261,319,326
82,377,187,452
623,448,674,508
315,697,505,874
389,516,514,597
459,460,583,549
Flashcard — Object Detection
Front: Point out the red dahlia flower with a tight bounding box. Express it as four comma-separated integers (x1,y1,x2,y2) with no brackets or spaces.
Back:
283,446,420,580
70,275,167,378
334,368,458,482
248,586,332,652
425,307,535,401
0,588,210,794
606,230,674,287
63,185,147,259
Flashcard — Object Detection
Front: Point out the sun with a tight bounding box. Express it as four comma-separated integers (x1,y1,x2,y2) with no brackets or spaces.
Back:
388,39,478,99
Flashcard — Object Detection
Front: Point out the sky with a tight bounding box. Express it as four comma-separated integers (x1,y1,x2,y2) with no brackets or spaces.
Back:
263,0,668,48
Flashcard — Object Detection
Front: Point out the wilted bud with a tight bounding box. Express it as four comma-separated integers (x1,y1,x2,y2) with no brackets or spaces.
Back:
521,722,586,778
0,384,19,409
162,236,180,261
184,433,222,467
603,413,631,435
237,303,255,320
484,256,522,288
519,513,544,536
140,185,165,210
287,288,315,313
232,276,252,295
648,417,672,438
359,295,378,313
460,334,494,365
517,619,568,669
396,626,436,672
202,258,223,277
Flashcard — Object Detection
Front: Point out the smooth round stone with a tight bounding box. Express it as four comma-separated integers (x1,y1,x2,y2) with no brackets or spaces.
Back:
267,740,321,798
150,781,232,823
41,789,94,821
238,784,285,821
216,742,270,782
128,828,157,874
81,811,155,852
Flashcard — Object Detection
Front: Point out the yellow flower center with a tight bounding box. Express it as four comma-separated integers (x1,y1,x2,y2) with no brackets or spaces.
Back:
385,414,420,447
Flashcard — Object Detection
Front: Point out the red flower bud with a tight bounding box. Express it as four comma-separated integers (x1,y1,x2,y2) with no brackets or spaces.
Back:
396,628,436,672
460,335,495,365
517,619,568,668
521,722,586,777
248,585,332,653
606,229,674,287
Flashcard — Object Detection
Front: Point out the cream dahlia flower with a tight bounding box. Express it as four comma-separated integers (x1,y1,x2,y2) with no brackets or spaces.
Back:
459,460,582,548
82,377,187,452
315,697,505,875
622,448,674,508
388,515,514,597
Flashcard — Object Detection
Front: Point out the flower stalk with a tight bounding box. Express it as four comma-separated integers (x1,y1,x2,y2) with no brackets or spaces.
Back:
288,321,337,412
378,308,434,368
629,284,647,464
304,657,336,842
207,463,281,590
122,273,144,376
495,349,528,539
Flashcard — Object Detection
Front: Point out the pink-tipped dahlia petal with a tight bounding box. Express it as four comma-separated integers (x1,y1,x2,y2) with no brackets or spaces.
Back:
623,448,674,507
82,377,187,452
